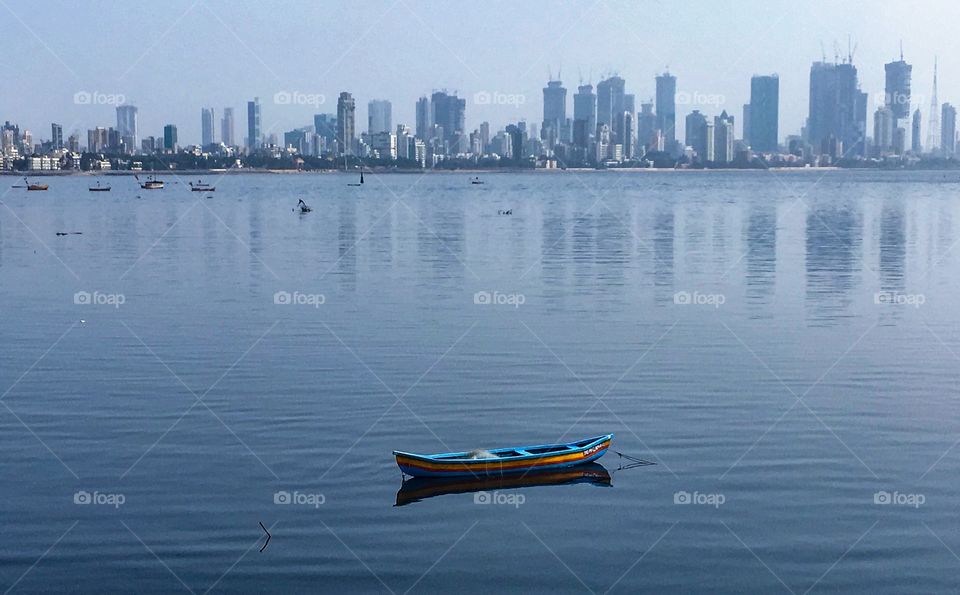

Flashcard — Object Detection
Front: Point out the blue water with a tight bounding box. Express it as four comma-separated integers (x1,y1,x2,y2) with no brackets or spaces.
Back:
2,170,960,593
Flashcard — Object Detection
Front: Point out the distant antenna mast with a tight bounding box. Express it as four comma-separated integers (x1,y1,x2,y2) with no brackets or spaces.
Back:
928,57,940,152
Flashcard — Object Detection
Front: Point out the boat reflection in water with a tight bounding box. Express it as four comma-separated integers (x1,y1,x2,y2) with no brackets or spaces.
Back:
395,462,612,507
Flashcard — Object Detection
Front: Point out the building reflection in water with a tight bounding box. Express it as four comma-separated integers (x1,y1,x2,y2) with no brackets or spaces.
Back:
805,203,863,325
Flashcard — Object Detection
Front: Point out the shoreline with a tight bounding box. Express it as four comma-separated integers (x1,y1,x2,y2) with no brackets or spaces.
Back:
1,166,868,177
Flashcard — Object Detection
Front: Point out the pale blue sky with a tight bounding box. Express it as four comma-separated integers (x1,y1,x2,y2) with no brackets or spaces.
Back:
4,0,959,144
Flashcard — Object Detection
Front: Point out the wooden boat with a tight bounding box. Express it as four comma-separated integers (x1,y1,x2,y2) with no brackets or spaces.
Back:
394,434,613,478
27,184,49,191
396,462,611,506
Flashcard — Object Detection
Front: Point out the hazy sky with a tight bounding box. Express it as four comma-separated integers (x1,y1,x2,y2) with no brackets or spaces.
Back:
5,0,960,145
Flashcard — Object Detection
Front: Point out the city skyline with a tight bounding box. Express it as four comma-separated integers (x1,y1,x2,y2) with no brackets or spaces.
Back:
5,1,960,145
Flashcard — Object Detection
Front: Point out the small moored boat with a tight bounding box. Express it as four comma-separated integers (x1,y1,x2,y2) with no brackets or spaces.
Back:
189,180,215,192
394,434,613,478
137,174,164,189
88,181,111,192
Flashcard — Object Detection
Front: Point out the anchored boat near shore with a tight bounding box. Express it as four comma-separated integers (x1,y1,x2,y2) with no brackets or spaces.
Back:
394,434,613,478
137,174,164,189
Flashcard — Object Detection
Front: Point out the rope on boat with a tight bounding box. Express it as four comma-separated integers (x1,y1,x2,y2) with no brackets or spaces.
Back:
613,451,656,467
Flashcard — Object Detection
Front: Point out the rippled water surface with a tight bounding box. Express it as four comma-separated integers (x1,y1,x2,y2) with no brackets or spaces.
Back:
3,170,960,593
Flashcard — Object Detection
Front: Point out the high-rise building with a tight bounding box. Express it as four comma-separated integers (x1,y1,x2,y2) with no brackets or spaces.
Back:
542,79,567,149
314,113,336,154
912,108,923,153
337,92,356,155
749,75,779,152
163,124,178,152
479,121,490,154
874,107,894,155
201,108,215,147
221,107,235,146
596,76,626,145
742,104,752,145
247,97,261,150
928,59,941,152
808,61,867,158
942,103,957,156
714,111,735,163
116,105,138,153
685,110,710,160
51,123,63,150
637,101,657,154
415,96,431,140
572,84,597,149
885,52,912,124
87,127,108,153
431,91,466,154
367,99,392,135
655,72,677,144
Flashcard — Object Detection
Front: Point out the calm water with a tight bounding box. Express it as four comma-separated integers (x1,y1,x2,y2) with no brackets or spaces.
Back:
2,170,960,593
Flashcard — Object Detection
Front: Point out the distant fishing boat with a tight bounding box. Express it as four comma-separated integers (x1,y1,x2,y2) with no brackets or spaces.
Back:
189,180,215,192
88,180,111,192
137,174,164,189
396,462,611,506
471,176,484,185
394,434,613,478
22,178,48,191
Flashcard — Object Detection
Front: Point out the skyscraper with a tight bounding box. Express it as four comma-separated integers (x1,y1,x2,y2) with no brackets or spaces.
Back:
337,92,356,155
247,98,261,150
221,108,235,146
116,105,138,152
367,99,392,135
749,75,779,152
50,123,63,150
942,103,957,156
928,59,941,152
874,107,894,155
430,91,466,154
655,72,677,145
808,61,866,158
201,108,215,147
912,108,922,153
163,124,178,152
596,76,625,145
415,96,431,140
572,84,597,149
714,111,735,162
637,101,657,154
479,121,490,154
542,79,567,149
884,52,912,123
685,110,710,160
